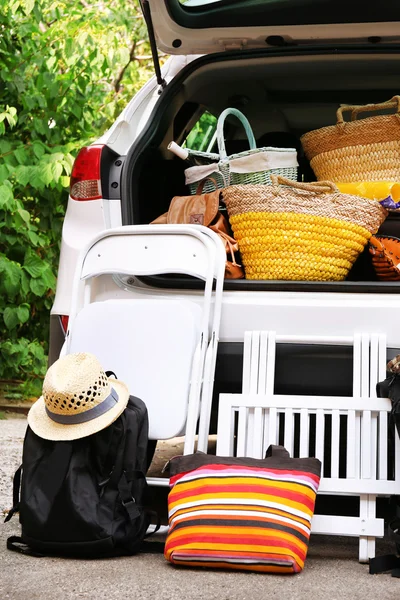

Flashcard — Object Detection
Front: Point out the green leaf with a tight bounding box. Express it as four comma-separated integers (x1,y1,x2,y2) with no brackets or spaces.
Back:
27,230,39,245
64,37,74,59
3,307,19,330
3,262,21,296
29,341,45,360
0,165,9,185
46,56,57,70
0,140,12,154
17,304,30,324
23,251,46,278
22,0,34,15
17,208,30,224
32,142,45,159
0,184,13,209
1,234,18,246
14,147,27,164
71,104,82,119
51,161,63,181
38,162,54,186
41,266,56,290
29,277,48,296
48,152,65,163
20,271,30,297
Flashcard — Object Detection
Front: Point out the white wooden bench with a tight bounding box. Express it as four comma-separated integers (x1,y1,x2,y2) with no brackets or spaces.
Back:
216,331,400,562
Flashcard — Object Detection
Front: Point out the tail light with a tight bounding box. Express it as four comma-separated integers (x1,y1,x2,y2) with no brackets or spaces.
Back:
60,315,69,334
70,145,104,200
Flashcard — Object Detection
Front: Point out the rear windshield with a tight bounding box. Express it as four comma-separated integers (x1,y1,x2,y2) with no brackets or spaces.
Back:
172,0,400,27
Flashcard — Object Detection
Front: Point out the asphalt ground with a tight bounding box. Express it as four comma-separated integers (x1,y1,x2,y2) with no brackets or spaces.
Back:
1,415,400,600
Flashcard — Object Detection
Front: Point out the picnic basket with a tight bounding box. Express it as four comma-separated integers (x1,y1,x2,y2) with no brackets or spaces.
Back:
222,176,387,281
185,108,298,194
301,96,400,183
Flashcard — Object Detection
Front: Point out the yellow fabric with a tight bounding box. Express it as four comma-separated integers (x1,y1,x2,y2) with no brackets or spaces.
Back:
336,181,400,202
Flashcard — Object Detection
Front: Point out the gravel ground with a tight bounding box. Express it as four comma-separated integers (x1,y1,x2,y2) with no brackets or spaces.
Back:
0,415,26,515
1,415,400,600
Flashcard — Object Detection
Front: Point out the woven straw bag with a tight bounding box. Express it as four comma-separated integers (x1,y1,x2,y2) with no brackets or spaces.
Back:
301,96,400,183
185,108,298,194
222,176,387,281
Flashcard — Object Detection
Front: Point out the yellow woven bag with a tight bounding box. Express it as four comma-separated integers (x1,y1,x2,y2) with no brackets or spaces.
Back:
222,176,387,281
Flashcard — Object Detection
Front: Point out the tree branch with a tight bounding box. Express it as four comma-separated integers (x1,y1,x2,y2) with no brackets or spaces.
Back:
113,39,137,93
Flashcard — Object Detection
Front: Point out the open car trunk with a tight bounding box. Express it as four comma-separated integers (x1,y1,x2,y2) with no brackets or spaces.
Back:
122,46,400,293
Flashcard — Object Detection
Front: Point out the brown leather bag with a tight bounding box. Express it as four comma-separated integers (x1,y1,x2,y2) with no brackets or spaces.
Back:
369,235,400,281
151,180,244,279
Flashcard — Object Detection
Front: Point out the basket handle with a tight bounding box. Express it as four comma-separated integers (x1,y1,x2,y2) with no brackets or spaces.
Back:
336,96,400,125
270,175,338,194
217,108,257,161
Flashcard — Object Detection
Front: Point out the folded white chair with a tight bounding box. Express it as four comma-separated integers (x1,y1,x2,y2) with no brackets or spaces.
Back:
216,331,400,562
65,225,226,481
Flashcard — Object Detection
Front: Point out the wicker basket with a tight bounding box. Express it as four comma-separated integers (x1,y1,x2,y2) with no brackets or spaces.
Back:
185,108,298,194
301,96,400,183
222,176,387,281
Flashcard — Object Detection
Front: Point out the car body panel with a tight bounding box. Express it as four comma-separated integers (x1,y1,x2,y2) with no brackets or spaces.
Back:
145,0,400,56
51,55,194,318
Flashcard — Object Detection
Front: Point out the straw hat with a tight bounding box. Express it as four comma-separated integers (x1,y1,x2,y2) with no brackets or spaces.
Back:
28,353,129,441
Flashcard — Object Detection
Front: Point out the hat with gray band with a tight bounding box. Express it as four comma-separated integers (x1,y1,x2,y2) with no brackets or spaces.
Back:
28,353,129,441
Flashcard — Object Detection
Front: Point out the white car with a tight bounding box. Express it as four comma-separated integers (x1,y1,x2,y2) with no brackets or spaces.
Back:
51,0,400,424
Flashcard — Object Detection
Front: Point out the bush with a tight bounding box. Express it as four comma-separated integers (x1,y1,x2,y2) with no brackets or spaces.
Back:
0,0,153,382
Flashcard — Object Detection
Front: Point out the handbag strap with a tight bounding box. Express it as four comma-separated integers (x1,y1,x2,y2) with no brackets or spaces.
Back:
195,177,219,195
4,465,22,523
7,536,46,557
265,445,290,459
336,96,400,125
270,174,338,194
216,108,257,160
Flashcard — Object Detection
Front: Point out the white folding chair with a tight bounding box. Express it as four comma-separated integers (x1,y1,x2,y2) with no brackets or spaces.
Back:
216,331,399,562
65,224,226,484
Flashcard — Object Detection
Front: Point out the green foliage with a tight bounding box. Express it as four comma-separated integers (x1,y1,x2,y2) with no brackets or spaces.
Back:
1,378,42,402
0,0,153,382
184,111,217,152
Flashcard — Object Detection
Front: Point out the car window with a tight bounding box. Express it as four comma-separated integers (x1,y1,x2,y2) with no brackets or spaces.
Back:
183,111,218,153
172,0,400,26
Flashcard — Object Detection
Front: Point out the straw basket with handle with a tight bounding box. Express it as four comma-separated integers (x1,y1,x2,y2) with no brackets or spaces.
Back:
301,96,400,183
222,176,388,281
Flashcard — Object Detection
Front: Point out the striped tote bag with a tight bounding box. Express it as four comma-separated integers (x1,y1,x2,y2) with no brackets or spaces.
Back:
164,446,321,573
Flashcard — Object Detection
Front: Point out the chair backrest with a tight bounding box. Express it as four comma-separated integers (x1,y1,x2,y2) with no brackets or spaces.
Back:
68,225,222,341
216,331,400,494
216,392,399,489
66,225,226,442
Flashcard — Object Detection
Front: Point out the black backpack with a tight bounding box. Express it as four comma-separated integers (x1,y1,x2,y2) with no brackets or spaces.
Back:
5,395,159,557
369,372,400,577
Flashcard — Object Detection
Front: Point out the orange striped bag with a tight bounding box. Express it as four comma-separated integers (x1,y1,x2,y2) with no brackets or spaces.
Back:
164,446,321,574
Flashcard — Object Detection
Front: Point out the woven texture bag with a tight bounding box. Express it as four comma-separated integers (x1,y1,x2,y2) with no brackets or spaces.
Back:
164,446,321,574
185,108,298,194
222,176,387,281
301,96,400,183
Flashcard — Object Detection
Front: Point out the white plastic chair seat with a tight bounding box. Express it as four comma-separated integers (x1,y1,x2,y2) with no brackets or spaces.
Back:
69,299,201,439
